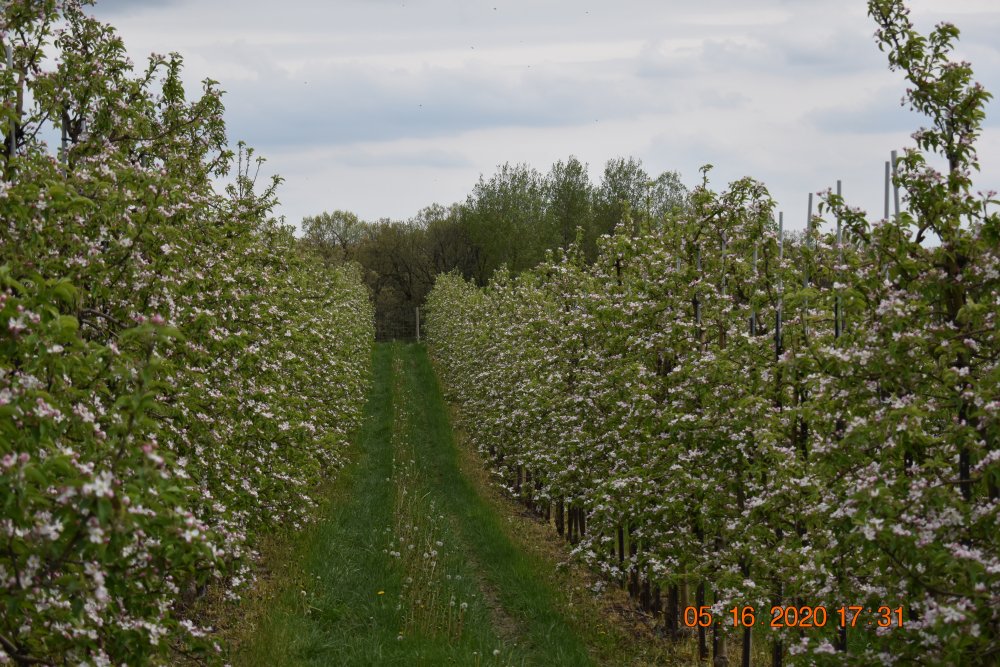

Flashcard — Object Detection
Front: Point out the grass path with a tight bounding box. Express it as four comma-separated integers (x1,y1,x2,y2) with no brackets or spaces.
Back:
229,343,598,666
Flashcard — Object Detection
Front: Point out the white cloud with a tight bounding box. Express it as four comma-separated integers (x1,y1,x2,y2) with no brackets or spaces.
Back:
90,0,1000,230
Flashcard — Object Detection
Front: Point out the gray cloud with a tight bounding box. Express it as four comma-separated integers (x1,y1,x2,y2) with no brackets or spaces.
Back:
81,0,1000,225
338,148,474,169
90,0,186,16
781,30,883,73
220,57,659,149
810,85,920,134
636,37,777,79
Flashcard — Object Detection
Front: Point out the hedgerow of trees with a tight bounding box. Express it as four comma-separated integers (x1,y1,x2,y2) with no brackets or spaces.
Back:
1,1,373,663
425,1,999,664
302,157,687,338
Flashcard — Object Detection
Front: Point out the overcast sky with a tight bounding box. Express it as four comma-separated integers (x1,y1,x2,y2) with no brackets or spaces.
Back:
90,0,1000,231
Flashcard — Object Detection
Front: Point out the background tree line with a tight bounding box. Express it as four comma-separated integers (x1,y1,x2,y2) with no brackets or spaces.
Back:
301,155,688,339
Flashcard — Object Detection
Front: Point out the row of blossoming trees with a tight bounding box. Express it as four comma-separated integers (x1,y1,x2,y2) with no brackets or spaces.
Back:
0,1,373,664
426,2,998,665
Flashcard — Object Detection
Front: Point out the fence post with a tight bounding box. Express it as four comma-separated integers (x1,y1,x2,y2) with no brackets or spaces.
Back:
415,306,420,342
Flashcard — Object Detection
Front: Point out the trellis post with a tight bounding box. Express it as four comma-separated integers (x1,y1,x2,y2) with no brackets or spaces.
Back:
775,213,783,362
5,41,13,165
835,180,843,338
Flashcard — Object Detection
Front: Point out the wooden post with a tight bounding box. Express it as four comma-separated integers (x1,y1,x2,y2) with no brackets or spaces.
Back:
415,306,420,342
629,525,639,599
696,581,709,661
741,568,752,667
641,566,651,611
617,524,625,588
666,584,680,638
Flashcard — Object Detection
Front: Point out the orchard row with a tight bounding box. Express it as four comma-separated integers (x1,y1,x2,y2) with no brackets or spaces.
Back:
1,2,372,664
426,3,998,664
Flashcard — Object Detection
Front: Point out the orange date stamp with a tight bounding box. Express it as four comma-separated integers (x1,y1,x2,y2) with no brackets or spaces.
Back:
683,605,905,629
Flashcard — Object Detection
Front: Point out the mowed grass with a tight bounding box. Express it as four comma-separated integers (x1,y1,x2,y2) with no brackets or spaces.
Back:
397,344,593,666
228,343,594,666
230,344,410,665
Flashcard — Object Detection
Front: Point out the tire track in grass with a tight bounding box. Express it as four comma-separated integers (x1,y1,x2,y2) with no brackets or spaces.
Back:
397,344,594,667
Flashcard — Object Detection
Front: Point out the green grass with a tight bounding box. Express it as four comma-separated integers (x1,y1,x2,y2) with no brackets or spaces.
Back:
232,344,408,665
229,343,595,666
397,344,593,666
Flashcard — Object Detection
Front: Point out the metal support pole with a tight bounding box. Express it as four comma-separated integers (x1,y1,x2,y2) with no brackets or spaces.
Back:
802,194,813,337
891,149,901,220
60,112,68,167
720,233,727,347
720,232,727,298
804,193,813,288
695,246,702,325
883,159,891,282
884,160,891,221
835,180,843,339
775,213,783,361
5,41,13,162
750,242,758,336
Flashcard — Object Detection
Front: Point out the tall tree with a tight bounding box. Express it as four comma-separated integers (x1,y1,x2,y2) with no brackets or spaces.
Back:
417,204,479,278
595,156,650,237
461,162,547,283
649,169,689,222
545,156,595,255
302,209,366,263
